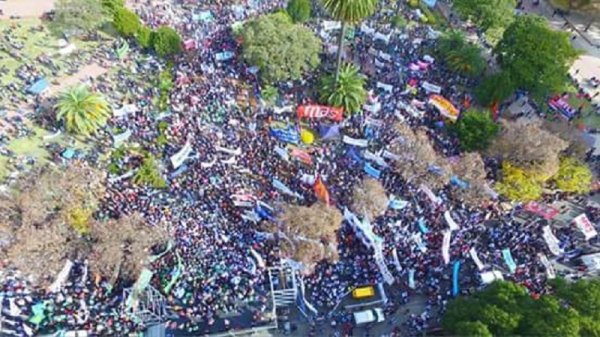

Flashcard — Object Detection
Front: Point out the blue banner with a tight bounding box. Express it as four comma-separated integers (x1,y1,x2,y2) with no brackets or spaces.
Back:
417,217,430,234
364,162,382,179
452,261,461,296
422,0,437,7
270,126,300,144
502,248,517,273
451,176,469,189
272,178,303,199
346,147,363,164
389,196,409,210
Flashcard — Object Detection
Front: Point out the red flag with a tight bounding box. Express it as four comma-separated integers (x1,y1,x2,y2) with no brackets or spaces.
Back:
314,176,330,206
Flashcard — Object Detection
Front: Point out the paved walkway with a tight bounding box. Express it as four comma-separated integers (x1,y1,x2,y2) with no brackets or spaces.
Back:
0,0,55,18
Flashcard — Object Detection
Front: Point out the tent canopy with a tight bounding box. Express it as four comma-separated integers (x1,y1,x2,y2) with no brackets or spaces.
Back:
27,78,49,95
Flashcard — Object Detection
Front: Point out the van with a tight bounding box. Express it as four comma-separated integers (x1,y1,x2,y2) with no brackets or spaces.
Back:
352,286,375,299
353,308,385,325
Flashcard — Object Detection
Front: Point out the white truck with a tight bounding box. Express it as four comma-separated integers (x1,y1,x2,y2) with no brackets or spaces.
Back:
353,308,385,325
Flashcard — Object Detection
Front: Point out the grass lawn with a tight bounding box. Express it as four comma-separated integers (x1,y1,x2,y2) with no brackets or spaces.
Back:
0,123,92,180
0,18,100,87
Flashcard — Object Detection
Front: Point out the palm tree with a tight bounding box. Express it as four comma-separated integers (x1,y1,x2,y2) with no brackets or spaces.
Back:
319,63,367,114
55,85,111,136
322,0,378,83
446,43,486,77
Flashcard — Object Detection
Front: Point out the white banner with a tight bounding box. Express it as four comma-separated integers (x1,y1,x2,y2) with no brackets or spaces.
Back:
364,102,382,113
113,129,132,146
323,20,341,31
378,51,392,62
201,158,216,168
376,81,393,93
538,253,556,279
469,247,485,271
420,184,441,204
408,269,416,289
342,135,369,147
444,211,460,231
542,226,562,256
113,104,137,118
360,22,376,35
274,146,289,161
421,81,442,94
48,260,73,293
382,150,400,161
363,150,388,167
171,141,193,169
250,248,266,268
573,214,598,240
215,146,242,156
392,247,403,272
412,233,428,253
374,31,391,44
442,231,451,265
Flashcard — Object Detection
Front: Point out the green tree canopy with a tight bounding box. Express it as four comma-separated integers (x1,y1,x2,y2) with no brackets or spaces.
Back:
475,71,516,106
552,278,600,321
113,7,141,37
495,15,579,99
55,85,111,137
553,157,593,193
50,0,107,36
241,13,321,83
453,0,516,30
287,0,311,23
319,63,367,114
454,321,493,337
152,26,182,58
321,0,378,82
453,110,499,151
444,280,591,337
438,31,486,77
437,30,466,55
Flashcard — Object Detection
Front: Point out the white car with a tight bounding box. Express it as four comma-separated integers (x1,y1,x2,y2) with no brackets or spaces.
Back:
353,308,385,325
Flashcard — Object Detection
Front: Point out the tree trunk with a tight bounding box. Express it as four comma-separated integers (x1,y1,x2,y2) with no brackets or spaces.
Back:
334,21,347,86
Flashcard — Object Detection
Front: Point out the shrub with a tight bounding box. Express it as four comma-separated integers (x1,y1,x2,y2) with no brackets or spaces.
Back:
67,207,92,235
113,7,141,37
152,26,182,58
136,26,153,49
102,0,125,14
287,0,311,23
392,15,407,29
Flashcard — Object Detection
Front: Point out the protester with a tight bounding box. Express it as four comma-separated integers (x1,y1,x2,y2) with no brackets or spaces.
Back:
1,0,598,336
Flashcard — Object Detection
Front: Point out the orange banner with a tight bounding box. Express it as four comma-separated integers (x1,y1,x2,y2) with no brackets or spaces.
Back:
429,95,460,121
314,176,331,206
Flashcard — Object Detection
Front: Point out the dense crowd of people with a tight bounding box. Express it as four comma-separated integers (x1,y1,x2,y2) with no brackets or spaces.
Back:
1,0,599,336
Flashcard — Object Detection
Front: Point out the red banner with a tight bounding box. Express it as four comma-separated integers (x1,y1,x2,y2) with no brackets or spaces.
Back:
297,105,344,121
524,202,559,220
290,148,313,165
